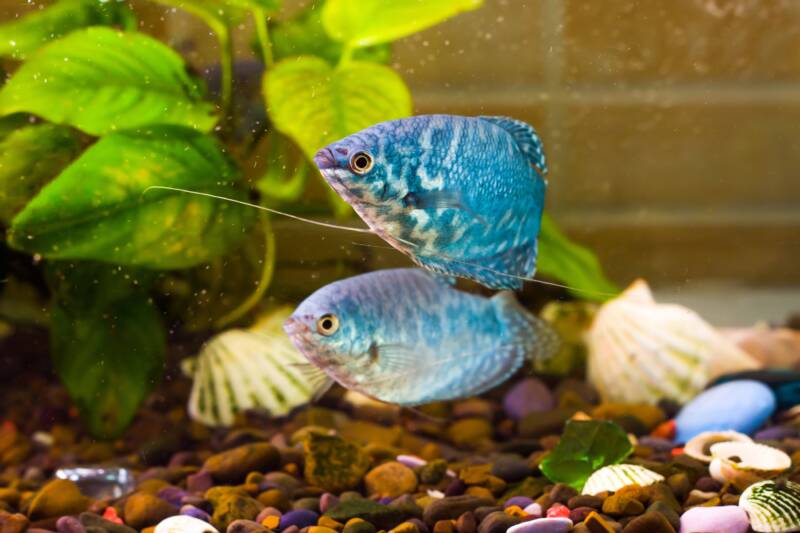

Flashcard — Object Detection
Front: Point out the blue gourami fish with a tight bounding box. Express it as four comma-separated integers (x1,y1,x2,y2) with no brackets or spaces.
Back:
313,114,548,290
283,268,558,406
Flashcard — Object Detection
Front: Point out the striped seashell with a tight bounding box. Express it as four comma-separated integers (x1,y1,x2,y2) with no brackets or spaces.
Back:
587,279,760,405
184,306,329,426
740,480,800,532
582,464,665,495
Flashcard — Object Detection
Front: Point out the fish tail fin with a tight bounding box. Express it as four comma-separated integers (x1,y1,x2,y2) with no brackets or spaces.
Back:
478,116,548,176
492,291,560,365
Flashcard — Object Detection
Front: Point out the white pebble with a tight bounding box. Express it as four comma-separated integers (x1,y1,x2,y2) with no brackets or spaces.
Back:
155,515,219,533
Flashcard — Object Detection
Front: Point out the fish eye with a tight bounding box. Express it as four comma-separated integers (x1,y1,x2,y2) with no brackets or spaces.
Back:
316,314,339,336
349,151,373,174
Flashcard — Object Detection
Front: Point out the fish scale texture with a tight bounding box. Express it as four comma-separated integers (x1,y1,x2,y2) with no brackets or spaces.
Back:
286,268,555,405
316,115,548,290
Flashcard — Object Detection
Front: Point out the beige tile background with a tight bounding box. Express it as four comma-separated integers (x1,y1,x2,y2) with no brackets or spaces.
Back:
1,0,799,291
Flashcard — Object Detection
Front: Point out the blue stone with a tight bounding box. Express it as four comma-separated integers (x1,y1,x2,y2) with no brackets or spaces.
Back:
675,380,776,442
278,509,318,531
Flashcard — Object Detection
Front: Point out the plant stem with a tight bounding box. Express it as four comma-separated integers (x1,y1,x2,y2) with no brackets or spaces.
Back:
214,213,276,329
253,7,273,69
214,21,234,116
338,42,355,68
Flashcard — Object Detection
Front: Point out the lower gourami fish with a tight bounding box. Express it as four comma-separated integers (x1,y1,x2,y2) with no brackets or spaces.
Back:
283,268,558,406
313,114,548,290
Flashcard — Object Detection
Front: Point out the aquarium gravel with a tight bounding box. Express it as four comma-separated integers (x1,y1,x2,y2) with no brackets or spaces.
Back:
1,364,799,533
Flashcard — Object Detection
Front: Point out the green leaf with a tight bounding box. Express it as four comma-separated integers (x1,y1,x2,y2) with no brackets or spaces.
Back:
537,213,619,302
0,27,216,135
540,420,634,490
153,0,279,27
0,0,136,60
0,124,82,224
49,262,164,438
9,126,256,269
322,0,483,47
265,57,411,159
268,4,390,65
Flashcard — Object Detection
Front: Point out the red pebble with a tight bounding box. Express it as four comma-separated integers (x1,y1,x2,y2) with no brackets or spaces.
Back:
671,447,685,456
651,419,676,440
546,503,570,518
102,507,124,524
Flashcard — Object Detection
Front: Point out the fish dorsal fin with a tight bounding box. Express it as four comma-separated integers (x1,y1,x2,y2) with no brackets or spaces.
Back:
478,115,547,176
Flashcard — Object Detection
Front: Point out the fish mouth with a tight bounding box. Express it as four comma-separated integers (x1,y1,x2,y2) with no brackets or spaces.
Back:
283,316,310,338
313,148,336,170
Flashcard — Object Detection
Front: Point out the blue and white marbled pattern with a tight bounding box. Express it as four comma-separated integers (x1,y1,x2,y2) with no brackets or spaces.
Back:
313,115,548,290
283,268,557,406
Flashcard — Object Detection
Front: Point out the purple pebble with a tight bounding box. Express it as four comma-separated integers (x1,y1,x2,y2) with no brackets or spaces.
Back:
444,478,466,497
319,493,339,514
637,436,675,451
503,496,534,509
279,510,318,531
158,486,189,507
256,507,282,523
186,470,213,494
56,516,86,533
755,425,798,441
503,378,555,420
180,505,212,523
378,497,393,505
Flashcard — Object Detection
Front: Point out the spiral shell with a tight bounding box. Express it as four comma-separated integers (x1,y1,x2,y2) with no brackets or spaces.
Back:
184,306,328,426
587,279,760,405
709,441,791,491
684,431,753,463
740,480,800,532
582,464,664,495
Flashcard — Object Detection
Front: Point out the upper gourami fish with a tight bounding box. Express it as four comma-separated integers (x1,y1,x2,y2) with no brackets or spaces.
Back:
283,268,558,406
313,114,548,290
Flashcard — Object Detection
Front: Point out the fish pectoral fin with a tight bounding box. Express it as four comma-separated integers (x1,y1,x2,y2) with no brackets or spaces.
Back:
403,191,488,226
288,362,334,401
373,343,426,374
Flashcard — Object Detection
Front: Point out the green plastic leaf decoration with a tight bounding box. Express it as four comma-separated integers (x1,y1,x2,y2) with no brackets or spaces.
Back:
537,213,619,302
0,0,135,60
269,4,390,65
265,57,411,159
540,420,634,490
322,0,483,47
0,27,216,135
49,262,164,438
9,126,256,269
0,124,82,224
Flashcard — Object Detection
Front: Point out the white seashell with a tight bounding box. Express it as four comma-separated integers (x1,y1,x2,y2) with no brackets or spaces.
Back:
581,464,664,495
708,441,791,490
684,430,753,463
587,279,760,405
155,515,219,533
740,480,800,532
184,306,330,427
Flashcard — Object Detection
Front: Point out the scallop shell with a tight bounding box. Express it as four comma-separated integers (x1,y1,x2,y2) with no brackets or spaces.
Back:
684,431,753,463
740,480,800,533
708,441,791,490
587,279,760,405
183,306,329,426
582,464,665,495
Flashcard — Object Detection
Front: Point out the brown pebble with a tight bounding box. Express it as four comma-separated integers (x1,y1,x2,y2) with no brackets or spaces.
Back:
364,462,418,498
432,520,455,533
455,512,476,533
621,512,675,533
601,493,644,517
387,523,418,533
570,506,596,523
549,483,578,504
568,495,603,510
204,444,280,484
257,489,290,512
584,511,616,533
665,474,690,502
123,493,178,530
27,480,89,520
0,511,29,533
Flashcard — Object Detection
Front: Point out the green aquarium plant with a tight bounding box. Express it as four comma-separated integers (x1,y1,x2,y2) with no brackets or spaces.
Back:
0,0,616,438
